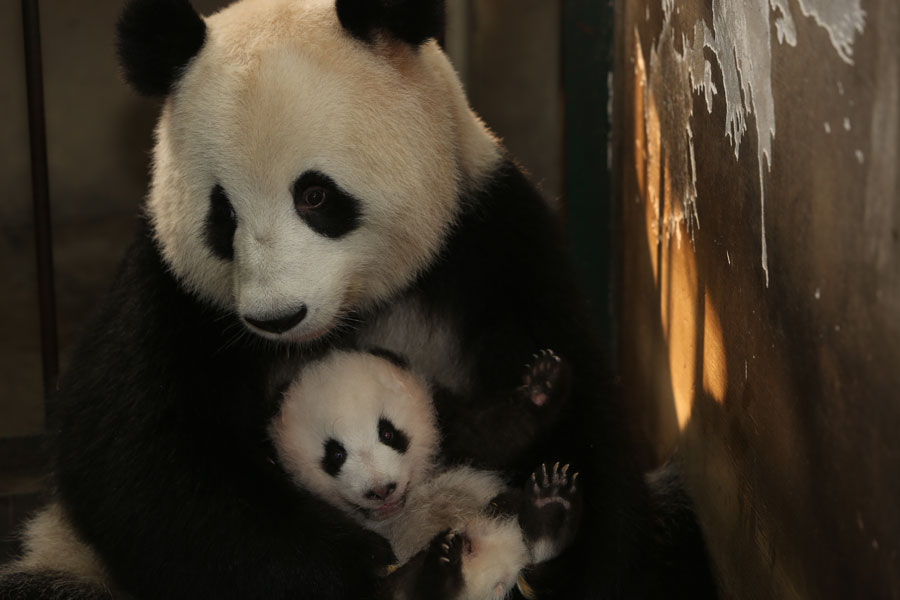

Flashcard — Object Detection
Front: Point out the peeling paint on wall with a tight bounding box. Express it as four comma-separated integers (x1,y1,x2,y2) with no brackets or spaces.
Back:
638,0,866,286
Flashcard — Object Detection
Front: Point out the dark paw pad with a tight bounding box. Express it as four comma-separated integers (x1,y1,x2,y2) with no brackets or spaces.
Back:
520,462,582,559
520,349,568,407
528,461,579,509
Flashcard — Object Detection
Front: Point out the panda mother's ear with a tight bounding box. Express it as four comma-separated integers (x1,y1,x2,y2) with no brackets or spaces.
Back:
116,0,207,97
336,0,445,46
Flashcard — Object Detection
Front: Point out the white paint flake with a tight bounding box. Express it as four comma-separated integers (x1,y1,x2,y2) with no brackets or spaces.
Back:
814,287,821,299
855,149,865,163
638,0,866,287
726,251,732,265
844,117,852,131
824,121,831,133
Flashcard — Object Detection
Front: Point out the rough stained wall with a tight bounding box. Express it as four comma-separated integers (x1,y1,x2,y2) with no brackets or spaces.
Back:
614,0,899,597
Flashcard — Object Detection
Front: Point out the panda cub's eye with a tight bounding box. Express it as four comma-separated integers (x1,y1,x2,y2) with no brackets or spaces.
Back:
378,418,409,454
322,438,347,477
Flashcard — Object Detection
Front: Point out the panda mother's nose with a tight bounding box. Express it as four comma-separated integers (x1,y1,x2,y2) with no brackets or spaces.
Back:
244,305,307,334
365,482,397,501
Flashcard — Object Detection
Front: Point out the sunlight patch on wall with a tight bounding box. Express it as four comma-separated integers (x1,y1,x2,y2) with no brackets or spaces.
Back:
702,289,728,404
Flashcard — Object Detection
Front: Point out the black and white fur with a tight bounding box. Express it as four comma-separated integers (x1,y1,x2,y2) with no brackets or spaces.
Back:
0,0,715,598
270,349,580,600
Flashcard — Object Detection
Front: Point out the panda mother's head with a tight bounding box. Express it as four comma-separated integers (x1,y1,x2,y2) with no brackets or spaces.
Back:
271,350,439,521
119,0,498,342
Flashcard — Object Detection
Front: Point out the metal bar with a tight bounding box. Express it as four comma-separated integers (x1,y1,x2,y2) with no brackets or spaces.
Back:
561,0,617,365
21,0,59,403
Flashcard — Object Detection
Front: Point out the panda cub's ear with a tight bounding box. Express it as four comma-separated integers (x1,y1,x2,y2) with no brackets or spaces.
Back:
336,0,445,46
116,0,207,97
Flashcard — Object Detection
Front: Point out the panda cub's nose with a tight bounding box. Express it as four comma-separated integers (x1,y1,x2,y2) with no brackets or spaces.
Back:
244,305,307,334
365,482,397,501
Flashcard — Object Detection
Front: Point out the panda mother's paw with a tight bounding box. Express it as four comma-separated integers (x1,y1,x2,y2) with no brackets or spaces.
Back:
518,349,570,407
519,462,583,564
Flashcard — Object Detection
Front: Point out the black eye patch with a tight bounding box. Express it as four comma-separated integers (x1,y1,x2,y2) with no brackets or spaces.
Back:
378,418,409,454
322,438,347,477
204,184,236,261
292,171,362,239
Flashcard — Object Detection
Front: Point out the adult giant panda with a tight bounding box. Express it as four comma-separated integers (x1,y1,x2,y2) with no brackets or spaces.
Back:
0,0,703,598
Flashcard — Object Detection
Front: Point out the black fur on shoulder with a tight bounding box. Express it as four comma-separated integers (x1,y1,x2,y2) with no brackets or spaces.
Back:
116,0,206,96
336,0,445,46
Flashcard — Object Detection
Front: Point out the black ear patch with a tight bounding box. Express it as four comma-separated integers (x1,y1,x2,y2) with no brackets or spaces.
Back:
336,0,445,46
367,348,410,370
117,0,207,96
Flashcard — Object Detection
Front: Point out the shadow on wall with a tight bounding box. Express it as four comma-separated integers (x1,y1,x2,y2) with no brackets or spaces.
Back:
616,1,900,599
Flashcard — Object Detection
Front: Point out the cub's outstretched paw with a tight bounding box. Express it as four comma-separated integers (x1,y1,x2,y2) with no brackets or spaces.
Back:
413,530,468,599
437,530,468,568
519,349,570,407
529,461,579,508
520,462,583,563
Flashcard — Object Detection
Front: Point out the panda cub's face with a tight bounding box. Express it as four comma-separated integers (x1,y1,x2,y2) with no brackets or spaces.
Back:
143,0,500,344
271,351,438,522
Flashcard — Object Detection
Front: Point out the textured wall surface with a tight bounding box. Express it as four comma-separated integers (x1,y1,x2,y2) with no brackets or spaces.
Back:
614,0,899,597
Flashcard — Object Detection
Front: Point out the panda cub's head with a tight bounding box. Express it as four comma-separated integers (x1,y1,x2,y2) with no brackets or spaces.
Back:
271,350,438,521
117,0,500,344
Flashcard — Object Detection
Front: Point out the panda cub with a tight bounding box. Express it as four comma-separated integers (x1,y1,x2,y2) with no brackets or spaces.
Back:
271,349,581,600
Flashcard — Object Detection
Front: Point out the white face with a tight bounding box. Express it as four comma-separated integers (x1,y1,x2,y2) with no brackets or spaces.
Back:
271,351,439,522
146,0,500,343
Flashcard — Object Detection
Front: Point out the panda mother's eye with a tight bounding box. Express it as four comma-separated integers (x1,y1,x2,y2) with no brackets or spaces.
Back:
291,171,362,239
204,184,237,261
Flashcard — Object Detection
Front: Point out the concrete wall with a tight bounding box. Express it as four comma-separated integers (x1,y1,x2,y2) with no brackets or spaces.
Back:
614,0,900,597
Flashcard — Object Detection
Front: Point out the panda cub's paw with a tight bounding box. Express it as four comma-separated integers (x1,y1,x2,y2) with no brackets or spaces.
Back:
437,530,468,568
519,462,582,563
519,349,570,407
414,530,468,599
